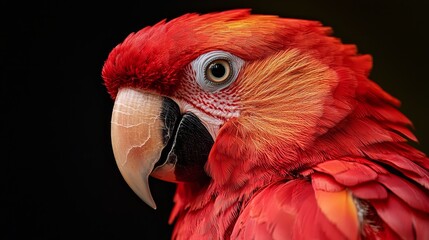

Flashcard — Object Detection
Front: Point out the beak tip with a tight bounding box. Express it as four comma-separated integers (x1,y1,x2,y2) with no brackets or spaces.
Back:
134,176,158,210
145,199,157,210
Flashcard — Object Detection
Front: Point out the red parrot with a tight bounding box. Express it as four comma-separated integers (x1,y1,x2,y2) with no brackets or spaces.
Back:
101,9,429,239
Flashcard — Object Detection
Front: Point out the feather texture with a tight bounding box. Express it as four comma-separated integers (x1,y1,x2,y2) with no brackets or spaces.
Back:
230,157,429,239
102,9,429,240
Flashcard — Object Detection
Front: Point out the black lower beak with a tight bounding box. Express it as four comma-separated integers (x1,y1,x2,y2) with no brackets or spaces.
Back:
152,97,214,182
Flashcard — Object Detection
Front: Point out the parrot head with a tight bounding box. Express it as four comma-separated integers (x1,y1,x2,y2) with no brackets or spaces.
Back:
101,9,411,210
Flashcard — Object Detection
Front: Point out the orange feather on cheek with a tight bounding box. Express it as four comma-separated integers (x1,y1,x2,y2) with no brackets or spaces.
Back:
236,49,338,166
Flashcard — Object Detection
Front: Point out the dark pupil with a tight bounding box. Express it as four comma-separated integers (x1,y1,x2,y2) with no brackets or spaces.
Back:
210,63,226,78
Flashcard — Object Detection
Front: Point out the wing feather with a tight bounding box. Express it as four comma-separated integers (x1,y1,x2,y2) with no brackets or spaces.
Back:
230,144,429,240
349,182,388,199
378,174,429,212
313,158,429,239
313,189,360,240
315,160,377,186
371,194,415,240
231,179,351,240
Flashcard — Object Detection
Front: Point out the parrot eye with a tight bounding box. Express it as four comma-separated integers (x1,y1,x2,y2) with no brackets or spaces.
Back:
192,50,244,92
206,59,231,84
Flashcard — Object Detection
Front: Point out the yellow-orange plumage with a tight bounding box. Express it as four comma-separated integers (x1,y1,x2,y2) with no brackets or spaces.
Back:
315,190,359,240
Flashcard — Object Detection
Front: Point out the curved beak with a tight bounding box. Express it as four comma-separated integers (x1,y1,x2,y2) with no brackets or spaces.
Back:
110,88,213,209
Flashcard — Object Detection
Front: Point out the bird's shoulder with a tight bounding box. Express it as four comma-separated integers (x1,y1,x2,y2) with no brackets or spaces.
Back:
231,157,429,239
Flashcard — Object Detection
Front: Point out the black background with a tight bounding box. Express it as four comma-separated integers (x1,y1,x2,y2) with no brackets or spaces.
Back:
3,1,429,239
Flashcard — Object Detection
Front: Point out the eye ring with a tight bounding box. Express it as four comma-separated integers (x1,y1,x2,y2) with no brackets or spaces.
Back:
205,59,232,84
192,50,244,92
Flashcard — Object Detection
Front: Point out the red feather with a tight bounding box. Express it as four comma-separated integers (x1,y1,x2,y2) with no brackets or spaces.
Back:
312,172,345,192
372,194,417,240
378,174,429,212
315,160,378,186
231,180,348,240
413,211,429,240
349,182,388,199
